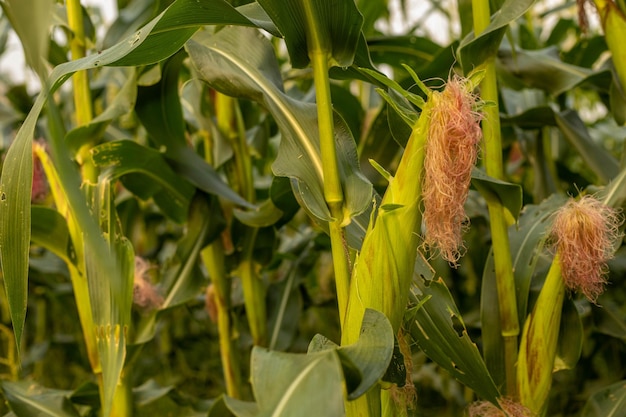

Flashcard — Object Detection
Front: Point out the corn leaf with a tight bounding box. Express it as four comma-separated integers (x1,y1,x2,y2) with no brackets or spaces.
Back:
308,309,394,400
457,0,535,71
1,381,80,417
92,140,195,223
186,26,372,224
471,168,523,221
31,206,73,265
0,0,53,77
408,254,501,404
134,52,250,208
580,380,626,417
228,348,344,417
256,0,363,69
497,47,611,96
555,110,620,183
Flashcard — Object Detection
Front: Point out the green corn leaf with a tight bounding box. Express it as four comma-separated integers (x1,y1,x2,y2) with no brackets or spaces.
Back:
257,0,363,69
497,46,612,96
234,199,284,228
91,140,195,223
308,309,395,400
0,0,53,77
471,168,523,221
0,130,32,352
555,110,620,183
457,0,535,71
134,52,250,208
580,380,626,417
109,0,256,67
242,348,344,417
408,254,501,404
599,159,626,209
66,69,138,153
1,381,80,417
186,26,372,224
31,206,73,266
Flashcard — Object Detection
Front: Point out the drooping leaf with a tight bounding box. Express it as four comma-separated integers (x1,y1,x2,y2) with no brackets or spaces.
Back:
457,0,536,71
186,26,372,224
555,110,620,183
110,0,257,67
132,379,175,407
471,167,523,221
0,0,54,77
256,0,363,69
308,309,395,400
408,254,501,404
497,47,611,96
134,52,250,208
1,380,81,417
234,199,284,228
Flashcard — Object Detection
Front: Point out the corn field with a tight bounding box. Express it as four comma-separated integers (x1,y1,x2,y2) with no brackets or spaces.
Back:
0,0,626,416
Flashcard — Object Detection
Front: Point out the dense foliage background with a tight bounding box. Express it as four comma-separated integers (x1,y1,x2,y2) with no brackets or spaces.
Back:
0,0,625,416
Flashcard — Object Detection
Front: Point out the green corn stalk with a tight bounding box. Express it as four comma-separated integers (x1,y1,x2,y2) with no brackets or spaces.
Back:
214,92,267,347
595,0,626,97
472,0,519,396
342,90,432,417
67,0,96,181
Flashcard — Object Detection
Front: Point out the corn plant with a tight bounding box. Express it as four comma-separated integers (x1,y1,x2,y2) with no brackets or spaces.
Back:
0,0,626,416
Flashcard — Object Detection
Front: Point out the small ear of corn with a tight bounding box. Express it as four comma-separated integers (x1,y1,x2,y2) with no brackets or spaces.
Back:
516,257,565,416
595,0,626,99
517,195,622,415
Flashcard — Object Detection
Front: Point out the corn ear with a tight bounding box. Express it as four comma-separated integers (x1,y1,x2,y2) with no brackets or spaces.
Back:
595,0,626,95
342,99,431,345
517,256,565,416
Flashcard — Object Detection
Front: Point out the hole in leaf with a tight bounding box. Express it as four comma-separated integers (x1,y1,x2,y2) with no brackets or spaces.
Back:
0,193,5,201
451,315,465,338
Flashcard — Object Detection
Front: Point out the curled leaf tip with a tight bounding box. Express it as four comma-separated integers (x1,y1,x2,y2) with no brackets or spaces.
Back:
422,76,482,265
550,195,623,302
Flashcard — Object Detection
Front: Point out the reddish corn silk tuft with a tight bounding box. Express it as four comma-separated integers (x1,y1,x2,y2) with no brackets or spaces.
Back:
133,257,164,310
422,76,482,265
468,398,535,417
550,195,623,302
31,143,49,203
